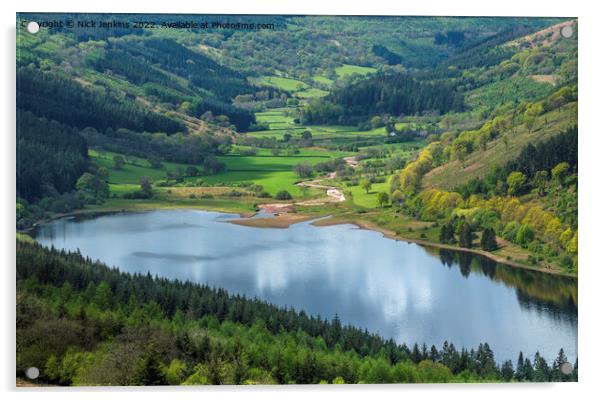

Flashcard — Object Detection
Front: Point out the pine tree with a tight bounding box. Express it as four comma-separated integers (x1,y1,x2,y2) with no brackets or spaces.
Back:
421,343,429,360
480,228,499,251
429,345,439,362
523,357,535,381
515,351,525,381
533,352,550,382
474,343,497,378
459,222,473,248
439,222,456,244
411,343,421,363
501,360,514,382
551,348,568,381
134,345,167,386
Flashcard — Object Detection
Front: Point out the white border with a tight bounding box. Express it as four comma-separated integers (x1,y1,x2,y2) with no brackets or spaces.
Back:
2,1,600,399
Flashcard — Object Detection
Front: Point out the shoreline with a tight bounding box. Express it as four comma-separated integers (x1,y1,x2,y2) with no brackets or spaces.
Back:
20,204,576,279
18,204,257,235
312,216,576,278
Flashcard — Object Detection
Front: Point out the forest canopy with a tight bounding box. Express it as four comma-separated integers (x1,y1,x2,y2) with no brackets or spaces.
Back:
303,73,464,125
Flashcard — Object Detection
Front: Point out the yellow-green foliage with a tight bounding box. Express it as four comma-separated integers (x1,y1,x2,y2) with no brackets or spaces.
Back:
418,189,462,219
467,195,576,253
416,185,577,254
446,85,576,163
399,142,441,193
450,115,510,158
543,85,577,111
16,233,35,244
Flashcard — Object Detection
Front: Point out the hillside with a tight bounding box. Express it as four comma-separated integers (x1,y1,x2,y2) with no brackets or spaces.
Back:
423,101,577,190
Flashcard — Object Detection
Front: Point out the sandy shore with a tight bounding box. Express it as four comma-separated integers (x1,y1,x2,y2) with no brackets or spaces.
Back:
227,213,317,228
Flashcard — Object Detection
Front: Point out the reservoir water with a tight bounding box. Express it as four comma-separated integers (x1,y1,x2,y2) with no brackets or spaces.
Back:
34,209,577,363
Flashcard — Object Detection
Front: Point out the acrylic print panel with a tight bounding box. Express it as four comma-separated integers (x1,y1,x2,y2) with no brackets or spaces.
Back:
16,13,578,386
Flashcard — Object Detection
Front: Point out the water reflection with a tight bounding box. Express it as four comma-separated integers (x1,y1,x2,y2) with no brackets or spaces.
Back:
437,249,578,312
34,210,577,363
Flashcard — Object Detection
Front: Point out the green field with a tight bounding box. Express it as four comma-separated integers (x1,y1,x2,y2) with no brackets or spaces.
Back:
251,76,309,92
208,152,347,196
312,75,334,87
231,146,351,158
89,150,194,184
295,88,329,98
255,110,298,130
358,140,425,152
347,181,390,208
90,145,351,199
97,196,258,215
251,76,329,99
335,64,377,78
249,109,389,141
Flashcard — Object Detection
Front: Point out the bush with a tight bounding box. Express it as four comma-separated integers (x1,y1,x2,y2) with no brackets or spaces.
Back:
275,190,293,200
122,191,152,199
293,163,313,178
559,254,573,269
516,224,535,247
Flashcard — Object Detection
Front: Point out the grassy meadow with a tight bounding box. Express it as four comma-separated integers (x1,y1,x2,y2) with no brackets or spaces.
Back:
335,64,377,78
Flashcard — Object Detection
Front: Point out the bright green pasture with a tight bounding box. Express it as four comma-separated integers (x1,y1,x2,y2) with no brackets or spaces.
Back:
91,147,349,198
204,153,342,196
230,146,351,158
335,64,377,78
89,149,193,184
252,76,309,91
295,88,329,98
347,181,390,208
97,197,257,215
290,123,387,138
248,111,389,140
255,111,298,129
312,76,334,87
358,140,426,152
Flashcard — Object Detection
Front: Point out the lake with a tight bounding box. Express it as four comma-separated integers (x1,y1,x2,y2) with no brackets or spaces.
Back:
34,209,577,363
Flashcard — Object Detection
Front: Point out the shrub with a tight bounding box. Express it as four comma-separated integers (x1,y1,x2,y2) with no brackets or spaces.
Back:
275,190,292,200
516,224,535,247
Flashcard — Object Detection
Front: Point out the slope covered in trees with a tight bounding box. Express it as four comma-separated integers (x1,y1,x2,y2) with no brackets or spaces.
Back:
392,97,578,272
110,38,257,131
17,67,184,134
17,111,88,201
457,127,577,198
303,73,464,125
